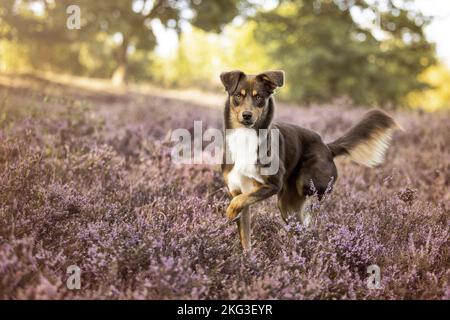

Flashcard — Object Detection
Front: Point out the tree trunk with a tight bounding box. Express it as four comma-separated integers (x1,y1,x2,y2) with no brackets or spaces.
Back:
112,36,129,86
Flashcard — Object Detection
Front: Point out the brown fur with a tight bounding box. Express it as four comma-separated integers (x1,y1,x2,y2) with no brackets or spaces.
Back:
220,70,400,251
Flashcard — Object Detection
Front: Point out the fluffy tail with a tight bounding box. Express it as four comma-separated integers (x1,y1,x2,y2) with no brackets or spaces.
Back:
327,109,402,167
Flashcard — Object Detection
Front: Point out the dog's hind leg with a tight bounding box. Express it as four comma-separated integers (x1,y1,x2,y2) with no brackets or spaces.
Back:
296,177,315,227
237,206,251,251
277,187,306,224
299,197,313,227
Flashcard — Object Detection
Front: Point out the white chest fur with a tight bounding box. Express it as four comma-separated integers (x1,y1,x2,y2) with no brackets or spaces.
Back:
226,128,264,194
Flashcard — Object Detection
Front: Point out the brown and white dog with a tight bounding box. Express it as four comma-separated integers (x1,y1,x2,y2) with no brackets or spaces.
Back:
220,70,401,251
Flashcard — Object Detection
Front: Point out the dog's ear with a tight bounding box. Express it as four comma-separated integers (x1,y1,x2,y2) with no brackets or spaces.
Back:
257,70,285,92
220,70,245,94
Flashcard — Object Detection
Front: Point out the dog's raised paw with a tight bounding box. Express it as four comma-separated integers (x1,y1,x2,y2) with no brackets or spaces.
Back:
226,198,242,221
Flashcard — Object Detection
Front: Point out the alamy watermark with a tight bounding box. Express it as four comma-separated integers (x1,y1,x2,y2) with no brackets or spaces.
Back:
170,121,280,175
66,265,81,290
66,5,81,30
366,264,382,290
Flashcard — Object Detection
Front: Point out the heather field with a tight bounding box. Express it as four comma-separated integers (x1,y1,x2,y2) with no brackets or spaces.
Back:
0,74,448,299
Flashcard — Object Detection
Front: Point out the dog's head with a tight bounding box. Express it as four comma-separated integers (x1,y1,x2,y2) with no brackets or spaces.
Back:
220,70,284,128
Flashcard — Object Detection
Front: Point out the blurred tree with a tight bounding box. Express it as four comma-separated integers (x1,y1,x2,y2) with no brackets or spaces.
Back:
0,0,241,84
151,22,272,89
0,0,439,107
253,0,436,106
407,64,450,111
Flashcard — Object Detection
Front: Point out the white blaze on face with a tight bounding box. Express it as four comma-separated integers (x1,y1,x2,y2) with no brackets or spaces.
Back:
226,128,264,193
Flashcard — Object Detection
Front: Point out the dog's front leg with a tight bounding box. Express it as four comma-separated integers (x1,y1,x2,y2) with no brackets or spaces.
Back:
237,207,251,251
226,184,279,221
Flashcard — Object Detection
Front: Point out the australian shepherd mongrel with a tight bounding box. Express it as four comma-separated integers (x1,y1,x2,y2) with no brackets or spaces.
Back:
220,70,401,251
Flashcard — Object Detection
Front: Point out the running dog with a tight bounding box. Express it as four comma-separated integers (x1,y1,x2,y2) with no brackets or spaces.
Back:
220,70,401,251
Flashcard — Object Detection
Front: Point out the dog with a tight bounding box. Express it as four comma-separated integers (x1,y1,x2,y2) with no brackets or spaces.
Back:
220,70,401,251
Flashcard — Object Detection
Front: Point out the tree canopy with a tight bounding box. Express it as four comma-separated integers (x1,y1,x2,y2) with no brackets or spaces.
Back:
0,0,439,107
0,0,241,84
254,0,436,106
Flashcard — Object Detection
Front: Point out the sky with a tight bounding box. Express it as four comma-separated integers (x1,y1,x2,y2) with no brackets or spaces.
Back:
153,0,450,66
415,0,450,66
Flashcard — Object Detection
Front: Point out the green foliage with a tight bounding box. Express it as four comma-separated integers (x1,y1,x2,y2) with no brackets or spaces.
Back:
151,22,272,89
408,64,450,111
0,0,439,107
0,40,32,72
191,0,240,32
0,0,239,83
254,0,436,106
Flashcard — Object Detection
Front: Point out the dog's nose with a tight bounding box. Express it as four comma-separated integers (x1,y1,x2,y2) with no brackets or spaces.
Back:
242,111,253,121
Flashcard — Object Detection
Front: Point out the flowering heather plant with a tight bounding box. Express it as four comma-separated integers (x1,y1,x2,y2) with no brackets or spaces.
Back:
0,81,448,300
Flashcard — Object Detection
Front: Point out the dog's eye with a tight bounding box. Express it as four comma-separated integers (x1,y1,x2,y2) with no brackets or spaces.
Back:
254,95,262,102
233,94,242,104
